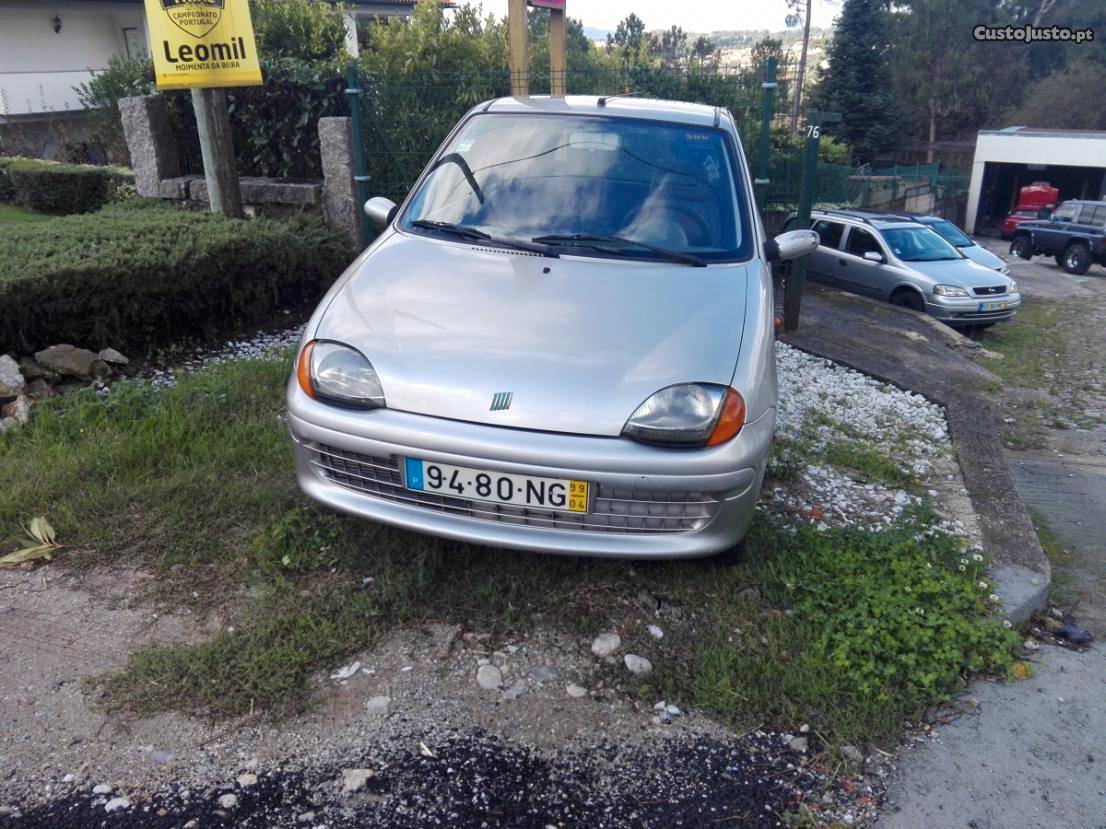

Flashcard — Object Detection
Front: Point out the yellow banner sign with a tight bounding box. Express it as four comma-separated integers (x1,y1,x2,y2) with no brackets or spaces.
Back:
144,0,262,90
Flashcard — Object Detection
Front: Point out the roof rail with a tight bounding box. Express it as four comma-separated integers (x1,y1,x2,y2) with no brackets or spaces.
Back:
597,90,644,107
816,208,877,226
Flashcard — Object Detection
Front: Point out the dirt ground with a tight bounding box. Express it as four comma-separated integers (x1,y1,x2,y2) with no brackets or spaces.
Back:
878,239,1106,829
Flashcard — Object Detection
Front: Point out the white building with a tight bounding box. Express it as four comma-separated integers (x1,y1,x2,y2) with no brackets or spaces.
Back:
0,1,148,120
966,126,1106,234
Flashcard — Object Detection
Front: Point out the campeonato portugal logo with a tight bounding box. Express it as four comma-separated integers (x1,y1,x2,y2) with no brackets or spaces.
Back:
161,0,224,39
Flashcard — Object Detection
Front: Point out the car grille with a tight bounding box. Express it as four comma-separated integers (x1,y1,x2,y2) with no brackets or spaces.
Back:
973,285,1007,296
306,443,718,534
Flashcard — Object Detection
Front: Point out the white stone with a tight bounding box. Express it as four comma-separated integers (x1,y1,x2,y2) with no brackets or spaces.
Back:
566,683,588,698
476,664,503,689
341,768,374,794
365,695,390,716
236,773,258,787
624,654,653,675
590,632,621,657
104,797,130,813
92,784,112,795
217,793,238,809
647,625,664,639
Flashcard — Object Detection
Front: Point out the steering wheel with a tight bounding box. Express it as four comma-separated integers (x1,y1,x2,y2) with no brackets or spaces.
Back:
621,203,711,246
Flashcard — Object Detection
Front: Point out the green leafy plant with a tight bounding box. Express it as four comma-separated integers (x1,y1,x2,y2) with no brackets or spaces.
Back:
0,517,62,568
2,158,133,215
0,200,351,352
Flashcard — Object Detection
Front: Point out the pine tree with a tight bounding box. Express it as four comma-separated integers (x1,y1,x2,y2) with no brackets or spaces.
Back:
815,0,902,164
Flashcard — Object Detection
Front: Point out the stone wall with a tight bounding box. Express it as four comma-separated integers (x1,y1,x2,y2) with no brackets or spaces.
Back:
118,95,360,247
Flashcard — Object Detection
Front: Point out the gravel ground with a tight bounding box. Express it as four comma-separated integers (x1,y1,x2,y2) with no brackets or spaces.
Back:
0,333,975,828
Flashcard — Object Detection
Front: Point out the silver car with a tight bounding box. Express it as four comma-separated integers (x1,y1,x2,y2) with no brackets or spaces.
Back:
791,209,1021,328
287,96,817,559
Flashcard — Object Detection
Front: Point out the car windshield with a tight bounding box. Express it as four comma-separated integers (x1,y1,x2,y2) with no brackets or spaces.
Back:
401,112,750,262
928,219,973,247
881,227,962,261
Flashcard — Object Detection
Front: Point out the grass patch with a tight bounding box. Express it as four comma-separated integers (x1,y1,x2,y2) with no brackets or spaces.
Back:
0,356,1017,742
0,202,51,227
817,439,913,487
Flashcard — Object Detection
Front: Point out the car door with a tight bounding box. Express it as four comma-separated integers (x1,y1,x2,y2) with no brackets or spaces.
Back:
1035,201,1079,253
836,226,889,297
806,219,846,284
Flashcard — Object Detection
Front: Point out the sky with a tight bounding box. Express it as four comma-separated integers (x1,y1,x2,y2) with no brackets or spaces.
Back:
475,0,841,34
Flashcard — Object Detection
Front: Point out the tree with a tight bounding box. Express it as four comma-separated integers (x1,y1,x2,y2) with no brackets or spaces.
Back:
651,25,688,68
1005,62,1106,130
689,35,719,68
250,0,347,61
814,0,902,164
606,13,651,66
889,0,1021,161
785,0,813,131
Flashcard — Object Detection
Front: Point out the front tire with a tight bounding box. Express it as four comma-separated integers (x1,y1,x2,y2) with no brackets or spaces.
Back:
1062,243,1092,275
891,289,926,312
1010,235,1033,260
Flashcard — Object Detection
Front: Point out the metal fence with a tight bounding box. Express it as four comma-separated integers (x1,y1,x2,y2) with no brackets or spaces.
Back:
351,62,793,207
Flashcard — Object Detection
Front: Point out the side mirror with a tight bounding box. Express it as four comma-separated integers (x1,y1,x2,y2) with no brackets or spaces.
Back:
364,196,398,230
863,250,884,263
766,229,819,262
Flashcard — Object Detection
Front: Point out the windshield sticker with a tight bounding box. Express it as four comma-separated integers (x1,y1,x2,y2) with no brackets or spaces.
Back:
456,138,475,152
703,156,720,182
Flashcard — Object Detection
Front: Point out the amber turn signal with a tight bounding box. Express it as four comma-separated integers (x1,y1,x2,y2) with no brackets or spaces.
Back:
706,388,746,446
296,340,316,398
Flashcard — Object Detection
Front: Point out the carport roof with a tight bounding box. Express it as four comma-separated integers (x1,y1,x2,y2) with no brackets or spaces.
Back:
980,126,1106,140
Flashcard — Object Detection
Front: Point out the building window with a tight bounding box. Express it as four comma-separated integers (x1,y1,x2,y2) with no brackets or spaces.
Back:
123,27,144,58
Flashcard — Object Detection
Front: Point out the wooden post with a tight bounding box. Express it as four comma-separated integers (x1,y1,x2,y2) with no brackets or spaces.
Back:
549,7,566,97
191,87,243,218
508,0,529,97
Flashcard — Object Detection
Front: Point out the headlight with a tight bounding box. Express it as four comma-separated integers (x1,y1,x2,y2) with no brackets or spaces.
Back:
1008,279,1018,293
933,284,970,297
296,340,386,408
622,383,745,447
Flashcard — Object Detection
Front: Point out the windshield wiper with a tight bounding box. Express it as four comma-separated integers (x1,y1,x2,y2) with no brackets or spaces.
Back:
411,219,490,240
412,220,558,258
531,233,707,267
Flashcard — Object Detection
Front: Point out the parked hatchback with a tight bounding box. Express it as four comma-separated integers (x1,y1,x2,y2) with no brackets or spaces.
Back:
287,96,817,559
786,209,1020,328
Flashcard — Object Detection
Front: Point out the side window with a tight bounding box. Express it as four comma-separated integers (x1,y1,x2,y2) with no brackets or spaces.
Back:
845,227,882,258
1082,205,1106,227
781,216,800,232
811,220,845,249
1051,202,1078,223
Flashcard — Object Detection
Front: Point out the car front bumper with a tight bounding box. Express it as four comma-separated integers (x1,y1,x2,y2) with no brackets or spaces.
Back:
287,383,774,559
926,292,1022,324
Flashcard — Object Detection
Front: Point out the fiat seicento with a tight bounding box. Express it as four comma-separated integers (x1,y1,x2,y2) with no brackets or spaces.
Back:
288,95,817,559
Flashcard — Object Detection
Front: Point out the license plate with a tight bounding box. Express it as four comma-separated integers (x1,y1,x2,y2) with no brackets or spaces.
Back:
404,458,589,513
979,300,1009,311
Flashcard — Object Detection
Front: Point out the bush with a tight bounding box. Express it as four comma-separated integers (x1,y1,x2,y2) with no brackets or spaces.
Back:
0,159,15,202
0,201,352,352
3,158,134,215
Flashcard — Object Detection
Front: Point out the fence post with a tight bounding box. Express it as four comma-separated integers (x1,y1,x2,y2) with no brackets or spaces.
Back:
783,112,822,332
755,57,777,212
345,62,373,249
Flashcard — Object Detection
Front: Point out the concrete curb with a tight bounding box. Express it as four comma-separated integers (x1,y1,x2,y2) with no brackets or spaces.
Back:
781,287,1050,625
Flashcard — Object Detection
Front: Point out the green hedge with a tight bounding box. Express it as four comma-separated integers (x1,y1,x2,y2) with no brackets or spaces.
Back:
1,158,134,215
0,201,352,352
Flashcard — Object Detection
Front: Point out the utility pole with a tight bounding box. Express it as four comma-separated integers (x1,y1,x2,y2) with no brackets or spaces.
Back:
508,0,529,96
788,0,812,133
191,87,243,218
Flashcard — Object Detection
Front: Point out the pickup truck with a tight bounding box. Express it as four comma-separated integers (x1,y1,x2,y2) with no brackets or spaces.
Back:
1009,199,1106,275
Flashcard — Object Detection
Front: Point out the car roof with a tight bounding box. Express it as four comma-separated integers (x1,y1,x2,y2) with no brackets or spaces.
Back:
809,208,921,230
481,95,724,128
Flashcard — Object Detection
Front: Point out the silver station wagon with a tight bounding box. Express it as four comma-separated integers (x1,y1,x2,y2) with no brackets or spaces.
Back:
287,96,817,559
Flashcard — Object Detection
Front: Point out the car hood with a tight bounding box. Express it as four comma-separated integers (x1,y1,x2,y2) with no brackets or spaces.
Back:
906,257,1011,287
314,232,748,436
959,243,1006,271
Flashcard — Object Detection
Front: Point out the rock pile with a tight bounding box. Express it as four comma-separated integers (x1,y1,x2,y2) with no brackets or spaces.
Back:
0,344,128,433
